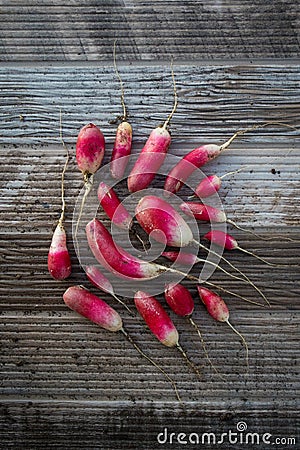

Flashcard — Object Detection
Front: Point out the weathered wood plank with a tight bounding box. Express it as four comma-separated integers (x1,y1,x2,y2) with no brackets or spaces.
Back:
0,0,299,61
0,64,299,146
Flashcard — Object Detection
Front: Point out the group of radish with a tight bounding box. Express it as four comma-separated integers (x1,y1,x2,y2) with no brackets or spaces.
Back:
47,57,287,402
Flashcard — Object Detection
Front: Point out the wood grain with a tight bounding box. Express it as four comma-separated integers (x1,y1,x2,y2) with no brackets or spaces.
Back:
0,60,299,449
0,0,299,61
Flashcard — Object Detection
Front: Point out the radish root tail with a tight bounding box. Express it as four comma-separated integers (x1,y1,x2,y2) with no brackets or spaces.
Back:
120,328,182,403
176,343,202,379
226,320,249,372
188,317,225,381
162,59,178,130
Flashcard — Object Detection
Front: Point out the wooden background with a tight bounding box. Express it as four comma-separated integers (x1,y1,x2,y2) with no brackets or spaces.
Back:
0,1,299,449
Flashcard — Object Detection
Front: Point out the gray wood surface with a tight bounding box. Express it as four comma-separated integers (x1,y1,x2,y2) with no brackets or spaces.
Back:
0,0,300,61
0,1,299,449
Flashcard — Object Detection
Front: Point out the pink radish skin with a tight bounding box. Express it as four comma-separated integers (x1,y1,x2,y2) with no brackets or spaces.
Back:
85,264,134,315
180,202,226,223
97,182,132,229
197,286,229,322
197,286,249,365
86,218,165,280
204,230,238,250
110,121,132,179
76,123,105,177
164,144,221,195
63,285,122,332
165,283,194,317
48,224,72,280
127,127,171,192
134,291,179,347
86,265,116,296
162,251,199,266
135,195,193,247
195,175,222,198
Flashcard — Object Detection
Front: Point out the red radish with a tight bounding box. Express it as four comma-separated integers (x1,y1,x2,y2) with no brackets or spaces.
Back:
97,182,132,230
48,223,72,280
48,111,71,280
76,123,105,178
164,283,223,378
203,230,280,266
86,265,134,315
180,202,226,223
162,251,199,266
75,122,106,238
195,174,222,198
63,285,181,401
134,290,201,377
164,121,292,195
127,64,178,192
135,195,193,247
197,286,249,368
194,168,246,199
111,122,132,179
86,218,200,283
63,285,122,332
110,41,132,179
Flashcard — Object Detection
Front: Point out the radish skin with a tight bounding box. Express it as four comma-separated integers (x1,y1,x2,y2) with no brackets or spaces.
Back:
162,251,199,266
48,223,72,281
97,182,132,230
85,264,133,315
180,202,226,223
195,175,222,198
76,123,105,178
111,121,132,179
134,290,179,347
127,128,171,192
63,285,122,332
197,286,249,367
135,290,201,377
135,195,193,247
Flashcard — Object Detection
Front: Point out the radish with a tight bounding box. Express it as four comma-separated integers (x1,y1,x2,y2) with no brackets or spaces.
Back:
75,122,105,238
197,286,249,368
97,182,132,230
135,195,269,304
48,111,71,280
164,282,223,378
85,264,134,315
127,64,178,192
193,167,245,199
63,285,181,402
164,121,295,195
48,223,72,280
134,290,201,377
203,230,280,266
110,40,132,179
86,218,197,282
